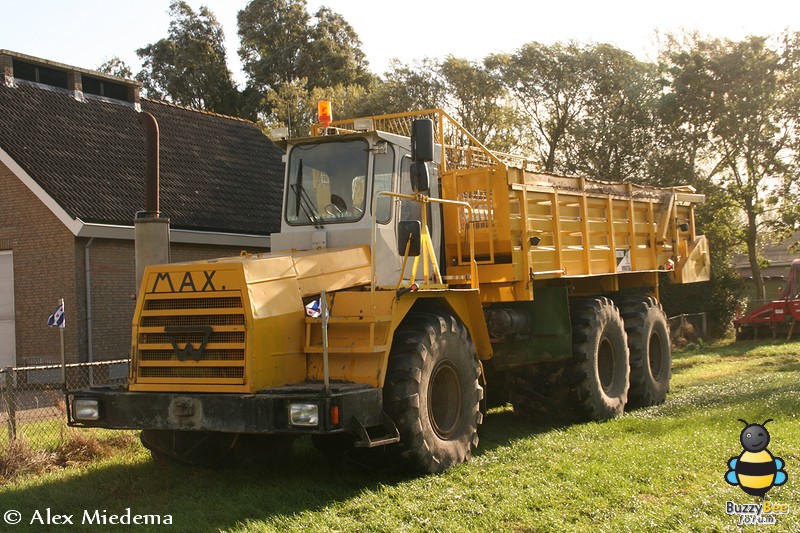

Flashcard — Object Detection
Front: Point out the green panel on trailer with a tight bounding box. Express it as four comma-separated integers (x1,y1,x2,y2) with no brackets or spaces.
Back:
490,286,573,370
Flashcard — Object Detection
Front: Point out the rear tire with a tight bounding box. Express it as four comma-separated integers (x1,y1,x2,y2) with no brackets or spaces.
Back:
616,296,671,408
569,297,630,420
384,313,483,474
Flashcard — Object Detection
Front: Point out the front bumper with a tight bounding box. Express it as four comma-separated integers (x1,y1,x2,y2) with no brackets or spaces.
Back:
67,383,384,434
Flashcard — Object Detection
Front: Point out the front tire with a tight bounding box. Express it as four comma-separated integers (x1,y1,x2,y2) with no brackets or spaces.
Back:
384,313,483,474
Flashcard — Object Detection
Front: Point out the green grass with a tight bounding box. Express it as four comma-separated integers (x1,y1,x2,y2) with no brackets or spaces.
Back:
1,339,799,532
0,412,134,453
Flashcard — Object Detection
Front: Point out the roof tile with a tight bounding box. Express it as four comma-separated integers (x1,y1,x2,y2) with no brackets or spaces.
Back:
0,82,284,235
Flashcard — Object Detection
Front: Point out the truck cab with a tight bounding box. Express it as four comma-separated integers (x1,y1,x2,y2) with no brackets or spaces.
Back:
271,127,442,286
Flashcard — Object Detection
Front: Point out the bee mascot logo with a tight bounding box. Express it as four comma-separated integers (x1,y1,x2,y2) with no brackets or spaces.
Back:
725,419,787,497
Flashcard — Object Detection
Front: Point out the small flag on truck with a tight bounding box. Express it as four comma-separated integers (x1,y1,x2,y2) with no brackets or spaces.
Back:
305,298,323,318
47,301,65,328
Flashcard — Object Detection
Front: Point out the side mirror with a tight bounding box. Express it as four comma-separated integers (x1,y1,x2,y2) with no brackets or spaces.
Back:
410,119,434,193
397,220,421,257
411,119,434,163
410,162,429,193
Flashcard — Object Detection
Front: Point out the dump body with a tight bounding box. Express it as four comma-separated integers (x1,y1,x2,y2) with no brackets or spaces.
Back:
442,167,709,300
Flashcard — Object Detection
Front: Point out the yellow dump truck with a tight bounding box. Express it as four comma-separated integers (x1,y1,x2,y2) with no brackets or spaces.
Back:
68,109,710,473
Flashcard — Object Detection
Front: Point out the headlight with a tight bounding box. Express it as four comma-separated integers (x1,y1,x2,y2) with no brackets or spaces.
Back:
73,399,100,421
288,403,319,427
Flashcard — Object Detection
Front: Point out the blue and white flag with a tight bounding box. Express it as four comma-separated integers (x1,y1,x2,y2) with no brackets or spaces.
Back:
305,298,323,318
47,302,65,328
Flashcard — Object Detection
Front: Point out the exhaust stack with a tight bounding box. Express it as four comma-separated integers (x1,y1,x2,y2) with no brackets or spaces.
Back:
134,111,170,292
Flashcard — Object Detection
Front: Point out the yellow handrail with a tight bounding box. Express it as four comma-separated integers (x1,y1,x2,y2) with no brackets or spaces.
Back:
313,108,530,172
370,191,479,311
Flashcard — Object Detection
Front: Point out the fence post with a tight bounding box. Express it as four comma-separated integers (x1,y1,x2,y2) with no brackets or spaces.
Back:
2,367,16,442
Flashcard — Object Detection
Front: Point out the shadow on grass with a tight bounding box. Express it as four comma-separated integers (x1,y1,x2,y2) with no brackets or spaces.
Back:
1,439,399,532
0,408,561,532
476,407,560,453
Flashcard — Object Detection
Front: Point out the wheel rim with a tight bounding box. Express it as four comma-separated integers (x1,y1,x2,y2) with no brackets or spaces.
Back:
649,330,664,378
428,361,462,439
598,337,616,393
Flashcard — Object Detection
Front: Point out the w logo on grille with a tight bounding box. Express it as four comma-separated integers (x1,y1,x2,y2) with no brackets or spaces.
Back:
165,326,212,361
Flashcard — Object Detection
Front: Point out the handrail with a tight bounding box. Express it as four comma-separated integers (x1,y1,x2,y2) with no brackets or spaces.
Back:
370,191,479,312
313,108,530,172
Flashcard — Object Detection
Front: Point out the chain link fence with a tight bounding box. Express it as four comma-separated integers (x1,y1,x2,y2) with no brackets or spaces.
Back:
0,359,129,451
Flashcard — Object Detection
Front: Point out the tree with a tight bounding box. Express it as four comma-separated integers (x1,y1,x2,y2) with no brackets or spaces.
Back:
237,0,371,117
237,0,310,100
97,57,133,79
301,7,373,89
438,56,522,153
491,41,593,172
371,59,447,114
661,33,800,301
264,80,377,137
136,1,239,115
565,44,660,183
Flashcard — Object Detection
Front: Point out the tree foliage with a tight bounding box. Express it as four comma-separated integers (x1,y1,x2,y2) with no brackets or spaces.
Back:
128,9,800,334
301,7,372,89
264,80,377,137
237,0,310,98
660,33,800,301
237,0,371,117
491,41,592,172
136,1,239,115
373,59,446,113
97,57,134,79
565,44,660,184
438,56,521,153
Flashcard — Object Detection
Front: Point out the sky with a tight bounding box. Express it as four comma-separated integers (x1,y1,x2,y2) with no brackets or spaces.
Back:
3,0,799,87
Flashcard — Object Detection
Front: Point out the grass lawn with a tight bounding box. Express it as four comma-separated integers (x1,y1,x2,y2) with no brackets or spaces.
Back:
0,339,798,532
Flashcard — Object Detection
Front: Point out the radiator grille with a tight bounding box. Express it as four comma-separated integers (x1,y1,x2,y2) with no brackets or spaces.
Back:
139,367,245,379
145,296,242,311
140,349,245,361
135,292,247,385
141,314,245,327
139,331,245,345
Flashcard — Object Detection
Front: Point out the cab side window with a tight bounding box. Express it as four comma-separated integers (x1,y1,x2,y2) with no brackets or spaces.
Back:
399,156,421,222
374,145,394,224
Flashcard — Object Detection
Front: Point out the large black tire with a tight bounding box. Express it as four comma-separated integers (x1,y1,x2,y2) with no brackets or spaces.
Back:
507,362,576,423
569,297,630,420
384,313,483,474
616,296,672,408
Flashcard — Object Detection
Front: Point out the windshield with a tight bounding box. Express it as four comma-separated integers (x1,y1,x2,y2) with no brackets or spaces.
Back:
286,140,369,225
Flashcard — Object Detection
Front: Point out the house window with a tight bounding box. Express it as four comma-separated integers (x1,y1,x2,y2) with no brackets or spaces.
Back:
12,60,67,89
82,75,129,101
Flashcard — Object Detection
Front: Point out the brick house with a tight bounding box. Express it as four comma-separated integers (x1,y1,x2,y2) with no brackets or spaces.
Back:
0,50,285,368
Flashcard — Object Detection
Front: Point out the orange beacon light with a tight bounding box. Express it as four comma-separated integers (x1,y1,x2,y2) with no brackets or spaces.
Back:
318,100,332,128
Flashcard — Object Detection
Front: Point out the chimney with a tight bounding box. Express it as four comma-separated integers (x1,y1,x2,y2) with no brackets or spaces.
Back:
134,111,170,292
